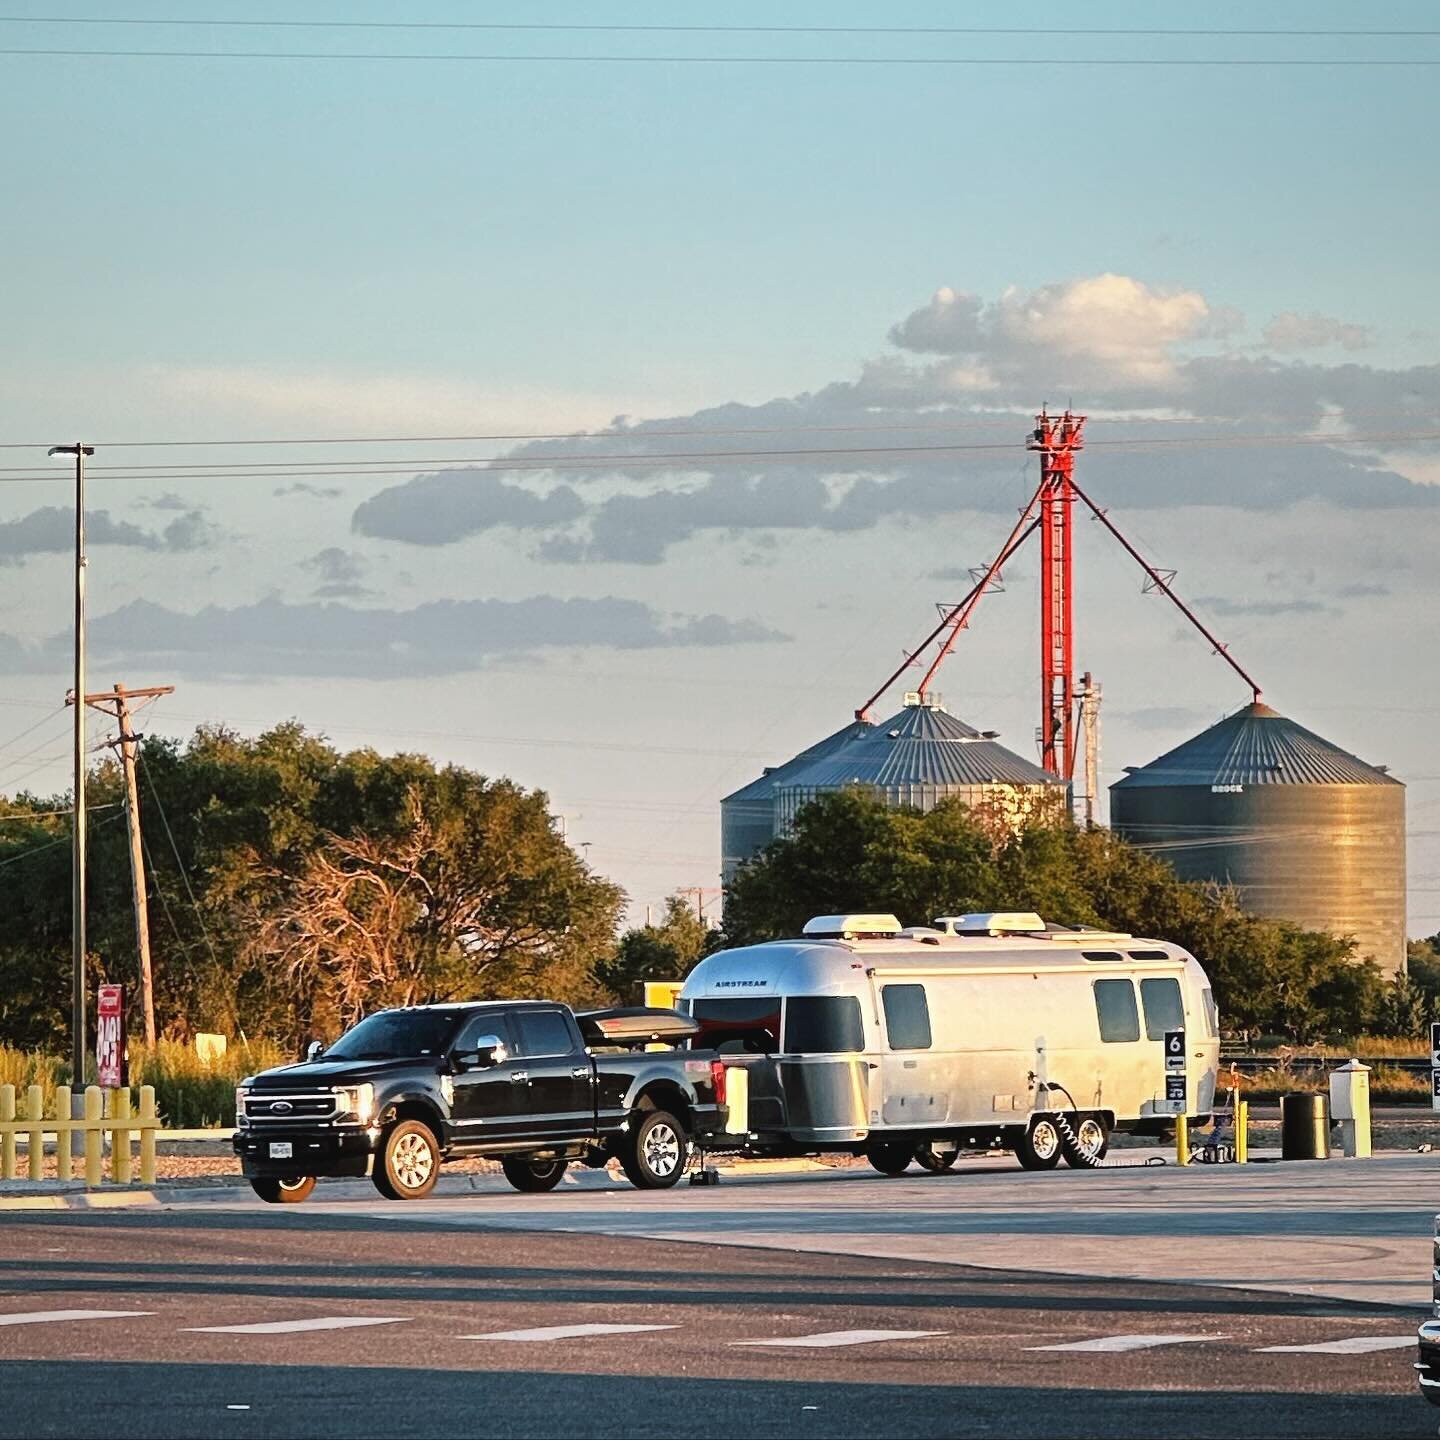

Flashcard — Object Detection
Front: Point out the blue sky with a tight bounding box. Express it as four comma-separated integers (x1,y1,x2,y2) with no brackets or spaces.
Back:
1,1,1438,936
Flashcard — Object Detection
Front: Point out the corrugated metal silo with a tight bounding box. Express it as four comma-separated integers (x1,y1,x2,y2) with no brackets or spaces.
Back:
773,695,1069,835
1110,702,1406,977
721,718,871,883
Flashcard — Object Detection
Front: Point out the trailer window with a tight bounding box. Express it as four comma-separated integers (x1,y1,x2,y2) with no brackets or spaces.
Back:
1092,978,1140,1043
881,984,932,1051
689,997,780,1054
1139,978,1184,1041
784,996,864,1054
1202,987,1220,1039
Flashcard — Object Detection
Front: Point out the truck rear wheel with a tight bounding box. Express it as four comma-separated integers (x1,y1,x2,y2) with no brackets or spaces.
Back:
1015,1116,1063,1171
250,1175,316,1204
620,1109,688,1189
373,1118,441,1200
501,1156,568,1192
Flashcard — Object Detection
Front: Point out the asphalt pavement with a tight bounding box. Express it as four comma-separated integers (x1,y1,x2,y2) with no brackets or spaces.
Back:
0,1202,1430,1440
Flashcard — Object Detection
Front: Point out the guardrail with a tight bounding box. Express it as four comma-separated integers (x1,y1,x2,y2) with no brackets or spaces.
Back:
0,1084,158,1186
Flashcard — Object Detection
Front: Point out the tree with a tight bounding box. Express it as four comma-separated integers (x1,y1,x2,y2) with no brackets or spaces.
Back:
594,895,718,1005
722,787,1386,1041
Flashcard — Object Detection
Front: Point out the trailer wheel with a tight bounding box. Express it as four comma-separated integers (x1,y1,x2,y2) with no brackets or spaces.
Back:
249,1175,316,1204
1061,1115,1110,1167
914,1143,959,1173
1015,1116,1062,1171
865,1140,915,1176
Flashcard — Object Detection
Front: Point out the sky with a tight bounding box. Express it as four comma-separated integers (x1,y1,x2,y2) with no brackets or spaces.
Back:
1,1,1438,935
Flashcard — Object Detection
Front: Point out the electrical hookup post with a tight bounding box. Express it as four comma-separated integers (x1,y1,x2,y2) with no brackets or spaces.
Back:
1432,1022,1440,1112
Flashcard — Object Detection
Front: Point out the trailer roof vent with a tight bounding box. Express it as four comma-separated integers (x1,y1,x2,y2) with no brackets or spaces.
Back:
933,912,1046,936
802,913,904,940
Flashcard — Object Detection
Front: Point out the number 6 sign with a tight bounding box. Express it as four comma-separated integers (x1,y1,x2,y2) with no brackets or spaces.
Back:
96,984,125,1089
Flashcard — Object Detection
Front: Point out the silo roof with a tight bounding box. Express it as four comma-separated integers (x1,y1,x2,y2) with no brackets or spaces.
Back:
722,718,873,804
1112,702,1402,789
781,700,1063,790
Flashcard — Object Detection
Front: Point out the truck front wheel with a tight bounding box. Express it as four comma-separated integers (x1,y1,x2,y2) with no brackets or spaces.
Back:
501,1156,568,1192
250,1175,316,1204
373,1118,441,1200
621,1109,688,1189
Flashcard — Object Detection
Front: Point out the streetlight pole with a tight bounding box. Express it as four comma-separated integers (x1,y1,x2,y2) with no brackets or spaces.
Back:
51,442,93,1086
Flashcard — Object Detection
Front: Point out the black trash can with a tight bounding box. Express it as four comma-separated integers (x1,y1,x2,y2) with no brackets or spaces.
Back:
1280,1093,1330,1160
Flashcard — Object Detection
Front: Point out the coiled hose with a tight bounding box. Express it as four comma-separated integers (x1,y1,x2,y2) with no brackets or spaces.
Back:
1042,1082,1166,1169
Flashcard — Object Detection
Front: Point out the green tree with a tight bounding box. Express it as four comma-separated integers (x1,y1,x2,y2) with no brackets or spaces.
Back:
594,894,718,1005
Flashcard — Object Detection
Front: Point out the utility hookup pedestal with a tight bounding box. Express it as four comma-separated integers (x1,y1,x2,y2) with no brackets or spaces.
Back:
1329,1059,1372,1159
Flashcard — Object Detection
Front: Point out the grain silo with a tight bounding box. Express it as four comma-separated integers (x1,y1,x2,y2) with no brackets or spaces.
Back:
721,718,871,883
1110,702,1406,977
771,694,1069,839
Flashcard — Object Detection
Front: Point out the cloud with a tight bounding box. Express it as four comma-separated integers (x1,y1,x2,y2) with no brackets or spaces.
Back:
0,595,788,679
0,506,215,565
302,547,374,599
1193,595,1330,618
1336,581,1390,598
351,471,584,546
144,492,191,512
274,481,343,500
344,274,1440,564
1261,311,1374,353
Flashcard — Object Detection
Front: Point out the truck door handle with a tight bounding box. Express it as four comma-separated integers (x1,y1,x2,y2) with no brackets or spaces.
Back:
510,1071,529,1083
572,1067,590,1078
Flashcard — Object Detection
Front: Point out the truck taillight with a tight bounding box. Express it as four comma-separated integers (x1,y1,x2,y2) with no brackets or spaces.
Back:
710,1059,727,1105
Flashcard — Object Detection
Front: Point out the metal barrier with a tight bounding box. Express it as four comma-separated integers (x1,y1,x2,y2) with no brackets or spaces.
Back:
0,1084,158,1186
1176,1100,1249,1166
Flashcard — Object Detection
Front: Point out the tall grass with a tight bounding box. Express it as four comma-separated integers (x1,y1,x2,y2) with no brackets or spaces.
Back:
0,1038,290,1127
1221,1063,1429,1104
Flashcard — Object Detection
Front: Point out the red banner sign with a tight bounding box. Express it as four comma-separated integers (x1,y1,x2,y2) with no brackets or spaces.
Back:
96,984,125,1089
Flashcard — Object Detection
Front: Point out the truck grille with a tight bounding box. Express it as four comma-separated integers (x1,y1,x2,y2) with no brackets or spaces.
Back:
244,1092,338,1123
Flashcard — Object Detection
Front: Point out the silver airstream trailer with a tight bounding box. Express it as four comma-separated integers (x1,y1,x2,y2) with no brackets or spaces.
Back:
679,912,1220,1174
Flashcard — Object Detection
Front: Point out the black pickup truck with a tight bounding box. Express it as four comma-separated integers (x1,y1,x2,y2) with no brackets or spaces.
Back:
233,1001,727,1203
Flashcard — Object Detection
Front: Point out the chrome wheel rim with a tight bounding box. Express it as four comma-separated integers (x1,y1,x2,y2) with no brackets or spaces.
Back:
643,1121,681,1177
1077,1118,1105,1156
393,1132,435,1189
1030,1119,1060,1160
279,1176,309,1192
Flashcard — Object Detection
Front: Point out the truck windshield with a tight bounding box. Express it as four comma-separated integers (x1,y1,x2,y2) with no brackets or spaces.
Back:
324,1010,462,1060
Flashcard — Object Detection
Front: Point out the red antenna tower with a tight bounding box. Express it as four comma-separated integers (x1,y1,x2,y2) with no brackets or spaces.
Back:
1030,408,1085,778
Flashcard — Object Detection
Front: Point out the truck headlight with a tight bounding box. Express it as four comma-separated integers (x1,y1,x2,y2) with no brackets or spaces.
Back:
235,1087,250,1128
332,1083,374,1124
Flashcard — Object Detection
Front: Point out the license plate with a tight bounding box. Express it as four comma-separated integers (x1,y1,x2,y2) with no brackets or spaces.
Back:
268,1142,293,1159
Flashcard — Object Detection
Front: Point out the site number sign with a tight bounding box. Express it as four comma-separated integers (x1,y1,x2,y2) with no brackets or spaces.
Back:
1163,1029,1186,1071
1432,1023,1440,1112
96,983,125,1089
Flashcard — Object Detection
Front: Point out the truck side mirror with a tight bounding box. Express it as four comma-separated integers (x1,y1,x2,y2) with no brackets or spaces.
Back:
454,1035,507,1070
304,1040,324,1063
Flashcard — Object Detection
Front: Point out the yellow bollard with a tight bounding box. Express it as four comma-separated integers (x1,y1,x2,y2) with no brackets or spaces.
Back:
138,1086,157,1186
1175,1113,1190,1166
83,1086,103,1187
112,1089,132,1185
26,1085,44,1181
1235,1100,1248,1164
54,1085,73,1181
0,1085,14,1180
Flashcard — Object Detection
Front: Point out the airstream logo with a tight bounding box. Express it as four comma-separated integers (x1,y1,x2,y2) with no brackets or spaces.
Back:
1211,784,1244,794
716,979,768,989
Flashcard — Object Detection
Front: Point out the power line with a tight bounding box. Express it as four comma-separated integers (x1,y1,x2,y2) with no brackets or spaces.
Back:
4,19,1438,38
1,48,1438,66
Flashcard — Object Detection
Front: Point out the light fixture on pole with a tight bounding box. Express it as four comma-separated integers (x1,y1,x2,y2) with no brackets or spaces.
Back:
50,442,93,1086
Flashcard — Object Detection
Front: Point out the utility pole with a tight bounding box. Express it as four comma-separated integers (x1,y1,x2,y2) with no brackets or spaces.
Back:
1075,673,1102,829
678,887,722,926
77,684,174,1049
51,443,93,1086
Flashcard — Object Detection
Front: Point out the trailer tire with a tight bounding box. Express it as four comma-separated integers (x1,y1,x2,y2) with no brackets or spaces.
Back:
1060,1114,1110,1167
1015,1115,1063,1171
865,1140,915,1176
249,1175,316,1204
501,1156,568,1192
914,1143,959,1173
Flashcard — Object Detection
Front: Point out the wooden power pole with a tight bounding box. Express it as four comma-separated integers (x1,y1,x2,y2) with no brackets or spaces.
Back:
79,683,173,1049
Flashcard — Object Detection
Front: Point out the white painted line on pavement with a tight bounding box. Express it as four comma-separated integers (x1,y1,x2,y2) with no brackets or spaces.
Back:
0,1309,152,1326
184,1317,409,1334
464,1323,678,1342
1028,1333,1218,1353
1258,1336,1415,1355
734,1329,948,1349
